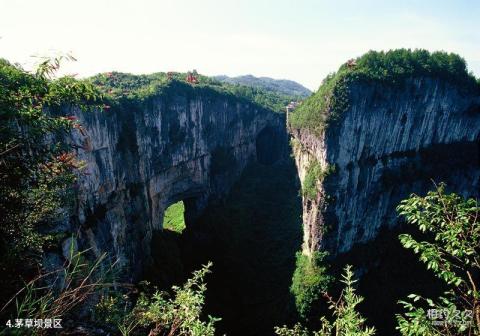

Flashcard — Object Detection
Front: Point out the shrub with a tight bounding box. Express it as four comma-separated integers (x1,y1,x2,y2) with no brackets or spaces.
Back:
396,184,480,335
95,262,219,336
302,160,335,200
291,251,331,320
279,265,375,336
303,160,322,200
1,246,113,334
0,56,101,304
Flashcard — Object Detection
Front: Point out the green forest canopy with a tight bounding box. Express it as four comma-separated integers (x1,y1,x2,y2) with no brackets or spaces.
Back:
288,49,480,133
89,71,301,113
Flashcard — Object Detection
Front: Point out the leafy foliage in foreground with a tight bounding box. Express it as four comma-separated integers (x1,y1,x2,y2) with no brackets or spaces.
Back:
283,184,479,335
289,49,480,133
0,56,101,304
277,265,375,336
396,184,480,335
95,262,219,336
1,244,113,335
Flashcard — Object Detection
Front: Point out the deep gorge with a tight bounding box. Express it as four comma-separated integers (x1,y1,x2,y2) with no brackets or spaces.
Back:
2,1,480,331
52,80,301,335
37,53,480,335
55,81,289,281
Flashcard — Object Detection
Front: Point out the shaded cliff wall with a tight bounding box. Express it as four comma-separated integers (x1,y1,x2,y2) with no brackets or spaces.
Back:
56,83,287,280
291,77,480,256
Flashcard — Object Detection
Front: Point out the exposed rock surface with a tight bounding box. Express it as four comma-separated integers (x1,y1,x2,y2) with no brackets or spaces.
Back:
290,77,480,256
57,83,286,280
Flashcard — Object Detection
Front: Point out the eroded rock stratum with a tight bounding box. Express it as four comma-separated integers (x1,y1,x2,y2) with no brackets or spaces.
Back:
53,82,286,280
290,77,480,256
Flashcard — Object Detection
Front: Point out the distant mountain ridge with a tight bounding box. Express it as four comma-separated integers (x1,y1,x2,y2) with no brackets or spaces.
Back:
214,74,312,98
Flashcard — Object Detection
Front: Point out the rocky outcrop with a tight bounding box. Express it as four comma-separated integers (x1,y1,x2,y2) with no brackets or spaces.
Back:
54,82,287,280
290,77,480,256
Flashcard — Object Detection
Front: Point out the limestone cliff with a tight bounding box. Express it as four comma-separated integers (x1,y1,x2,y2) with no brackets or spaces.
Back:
52,81,287,280
290,77,480,256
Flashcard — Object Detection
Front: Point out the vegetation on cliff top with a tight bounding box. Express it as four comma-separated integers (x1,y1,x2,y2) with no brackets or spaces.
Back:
288,49,480,133
90,71,298,113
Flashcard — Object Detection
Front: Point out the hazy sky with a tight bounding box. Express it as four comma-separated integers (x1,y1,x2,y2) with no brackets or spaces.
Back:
0,0,478,90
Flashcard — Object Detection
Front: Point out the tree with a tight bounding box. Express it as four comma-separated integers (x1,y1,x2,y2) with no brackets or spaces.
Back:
291,251,331,320
277,265,375,336
396,184,479,335
95,262,219,336
0,56,101,306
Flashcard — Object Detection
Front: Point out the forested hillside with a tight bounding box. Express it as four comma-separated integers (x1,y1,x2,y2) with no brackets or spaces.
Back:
215,74,311,97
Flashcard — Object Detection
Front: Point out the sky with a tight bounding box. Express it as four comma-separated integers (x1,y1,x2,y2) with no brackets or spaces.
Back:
0,0,479,90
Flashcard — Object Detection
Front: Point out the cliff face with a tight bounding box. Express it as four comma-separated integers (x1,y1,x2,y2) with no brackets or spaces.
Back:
53,83,287,280
291,77,480,256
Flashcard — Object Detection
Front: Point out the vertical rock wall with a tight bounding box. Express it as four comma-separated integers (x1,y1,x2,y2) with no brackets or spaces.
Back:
53,83,287,280
291,78,480,256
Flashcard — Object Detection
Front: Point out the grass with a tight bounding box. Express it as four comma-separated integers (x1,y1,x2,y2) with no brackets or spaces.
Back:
163,201,186,233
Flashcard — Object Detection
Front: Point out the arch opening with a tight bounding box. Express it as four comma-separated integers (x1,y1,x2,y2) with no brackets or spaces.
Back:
163,201,186,233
